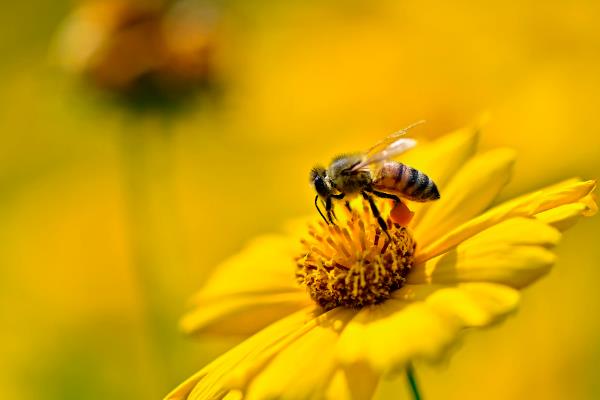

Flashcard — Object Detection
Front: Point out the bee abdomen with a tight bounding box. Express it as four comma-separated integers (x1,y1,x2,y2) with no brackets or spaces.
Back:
374,161,440,202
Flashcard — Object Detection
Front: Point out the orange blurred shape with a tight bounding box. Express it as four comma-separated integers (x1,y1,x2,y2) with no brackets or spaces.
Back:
56,0,218,93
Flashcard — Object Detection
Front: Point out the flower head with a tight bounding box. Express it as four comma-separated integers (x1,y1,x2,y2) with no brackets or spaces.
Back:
167,126,596,400
54,0,219,107
297,205,416,310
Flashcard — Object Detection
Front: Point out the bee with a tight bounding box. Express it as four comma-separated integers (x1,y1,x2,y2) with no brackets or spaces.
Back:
310,121,440,238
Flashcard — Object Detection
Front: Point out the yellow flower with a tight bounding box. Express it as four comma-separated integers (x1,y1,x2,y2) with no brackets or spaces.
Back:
166,126,596,400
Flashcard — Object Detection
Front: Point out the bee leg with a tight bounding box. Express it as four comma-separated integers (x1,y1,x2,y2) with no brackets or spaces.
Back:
362,192,391,241
329,193,346,223
330,206,338,222
314,195,329,225
325,196,337,226
331,192,350,212
370,190,401,206
344,201,352,212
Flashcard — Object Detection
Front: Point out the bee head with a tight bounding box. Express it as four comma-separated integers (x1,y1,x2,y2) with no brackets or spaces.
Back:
310,166,332,197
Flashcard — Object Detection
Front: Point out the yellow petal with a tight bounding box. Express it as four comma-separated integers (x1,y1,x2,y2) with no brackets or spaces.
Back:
225,308,353,391
222,391,243,400
421,283,520,327
535,202,590,231
243,308,356,400
401,125,479,227
326,363,381,400
337,299,461,372
181,234,311,335
417,179,596,263
413,148,516,248
180,292,311,336
336,281,520,374
580,192,598,216
195,235,301,298
409,218,560,288
165,307,317,400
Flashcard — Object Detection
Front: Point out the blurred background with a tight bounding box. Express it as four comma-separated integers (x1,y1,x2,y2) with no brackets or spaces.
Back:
1,0,599,399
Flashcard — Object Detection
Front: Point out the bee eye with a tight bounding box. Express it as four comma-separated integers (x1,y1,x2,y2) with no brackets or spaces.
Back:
312,175,330,197
314,176,325,191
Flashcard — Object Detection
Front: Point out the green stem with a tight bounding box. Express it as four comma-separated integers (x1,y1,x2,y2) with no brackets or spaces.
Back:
117,115,176,396
406,363,422,400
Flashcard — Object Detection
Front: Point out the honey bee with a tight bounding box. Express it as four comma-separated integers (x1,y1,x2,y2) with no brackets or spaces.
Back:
310,121,440,237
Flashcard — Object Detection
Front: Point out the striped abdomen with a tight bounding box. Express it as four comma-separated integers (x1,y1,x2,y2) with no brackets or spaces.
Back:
373,161,440,202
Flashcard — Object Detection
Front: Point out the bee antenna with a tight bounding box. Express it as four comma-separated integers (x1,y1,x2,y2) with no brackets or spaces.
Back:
314,195,329,224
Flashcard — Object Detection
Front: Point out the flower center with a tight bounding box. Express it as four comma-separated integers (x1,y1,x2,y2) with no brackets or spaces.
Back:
295,201,417,311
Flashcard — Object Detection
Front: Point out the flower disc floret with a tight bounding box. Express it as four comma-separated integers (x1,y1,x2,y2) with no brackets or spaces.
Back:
296,203,416,310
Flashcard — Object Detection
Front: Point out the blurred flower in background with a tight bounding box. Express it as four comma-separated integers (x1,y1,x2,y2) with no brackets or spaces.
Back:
0,0,599,399
54,0,219,107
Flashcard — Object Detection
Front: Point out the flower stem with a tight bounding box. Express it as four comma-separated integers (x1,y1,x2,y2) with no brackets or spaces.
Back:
406,363,422,400
117,115,177,396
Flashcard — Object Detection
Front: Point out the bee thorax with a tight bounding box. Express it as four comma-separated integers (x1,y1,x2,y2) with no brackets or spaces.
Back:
331,170,372,194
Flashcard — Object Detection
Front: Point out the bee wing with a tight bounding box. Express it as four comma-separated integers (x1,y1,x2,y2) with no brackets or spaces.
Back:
364,120,425,156
351,137,417,170
349,120,424,171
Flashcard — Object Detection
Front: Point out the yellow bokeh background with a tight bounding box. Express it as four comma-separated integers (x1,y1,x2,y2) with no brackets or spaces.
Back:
1,0,599,399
